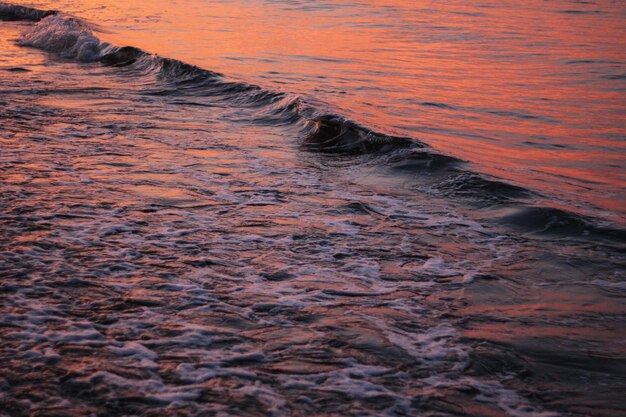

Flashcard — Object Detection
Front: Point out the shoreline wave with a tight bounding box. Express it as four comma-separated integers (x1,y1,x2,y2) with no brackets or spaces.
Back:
1,2,624,244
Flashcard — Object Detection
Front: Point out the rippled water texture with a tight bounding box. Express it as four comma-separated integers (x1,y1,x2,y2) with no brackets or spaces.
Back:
1,1,625,417
13,0,626,221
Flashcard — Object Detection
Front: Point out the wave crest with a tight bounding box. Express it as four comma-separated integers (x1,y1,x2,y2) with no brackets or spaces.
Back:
303,115,415,155
18,14,105,61
5,3,625,241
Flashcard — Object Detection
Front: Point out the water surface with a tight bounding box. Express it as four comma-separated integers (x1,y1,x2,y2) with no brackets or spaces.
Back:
0,2,625,417
18,0,626,221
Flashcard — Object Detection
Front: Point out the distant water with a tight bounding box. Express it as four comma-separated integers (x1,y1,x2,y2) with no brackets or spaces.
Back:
1,2,625,417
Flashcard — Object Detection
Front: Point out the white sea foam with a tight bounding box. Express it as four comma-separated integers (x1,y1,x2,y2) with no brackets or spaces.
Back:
18,14,107,61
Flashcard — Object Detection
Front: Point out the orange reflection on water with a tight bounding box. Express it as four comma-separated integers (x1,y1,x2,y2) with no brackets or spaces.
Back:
461,283,626,364
25,0,626,220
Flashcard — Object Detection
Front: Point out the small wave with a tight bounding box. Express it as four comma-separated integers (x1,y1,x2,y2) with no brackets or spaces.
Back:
302,114,415,155
0,5,495,182
5,3,623,242
435,172,534,204
420,101,456,110
498,206,590,234
386,148,462,172
7,6,422,156
17,13,105,61
495,205,626,243
100,45,145,67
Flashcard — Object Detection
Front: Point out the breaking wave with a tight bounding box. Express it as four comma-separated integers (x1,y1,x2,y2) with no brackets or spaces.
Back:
3,3,624,244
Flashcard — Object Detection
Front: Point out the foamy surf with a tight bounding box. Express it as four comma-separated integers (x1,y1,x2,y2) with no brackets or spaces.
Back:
1,2,625,417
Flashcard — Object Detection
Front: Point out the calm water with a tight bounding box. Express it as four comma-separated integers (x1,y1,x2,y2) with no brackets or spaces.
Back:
1,1,625,417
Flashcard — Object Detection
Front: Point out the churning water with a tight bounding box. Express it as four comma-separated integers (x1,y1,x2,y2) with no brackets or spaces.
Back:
0,1,625,416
